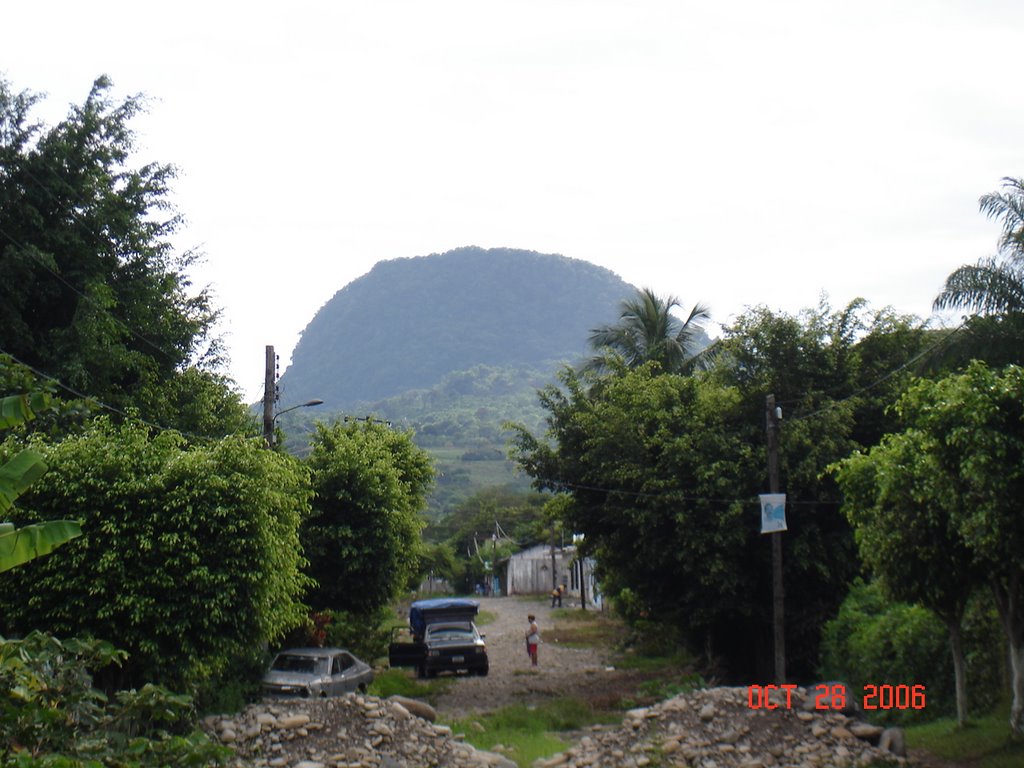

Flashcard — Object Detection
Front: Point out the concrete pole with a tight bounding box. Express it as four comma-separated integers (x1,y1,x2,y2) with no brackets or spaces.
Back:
766,393,786,683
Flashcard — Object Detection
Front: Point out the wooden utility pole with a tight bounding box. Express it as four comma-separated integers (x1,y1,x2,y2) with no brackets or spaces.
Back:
263,345,276,447
765,393,786,683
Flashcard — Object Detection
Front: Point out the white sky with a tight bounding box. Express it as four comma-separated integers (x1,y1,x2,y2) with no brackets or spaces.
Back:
6,1,1024,403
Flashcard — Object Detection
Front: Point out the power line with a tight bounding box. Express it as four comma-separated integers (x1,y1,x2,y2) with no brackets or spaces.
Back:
0,347,227,445
0,222,184,368
789,320,969,422
532,476,835,508
1,123,199,369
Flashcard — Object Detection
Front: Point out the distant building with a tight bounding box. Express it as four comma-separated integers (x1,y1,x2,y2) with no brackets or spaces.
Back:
498,544,601,608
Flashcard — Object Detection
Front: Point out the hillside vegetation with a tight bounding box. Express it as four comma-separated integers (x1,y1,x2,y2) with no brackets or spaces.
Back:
277,246,642,406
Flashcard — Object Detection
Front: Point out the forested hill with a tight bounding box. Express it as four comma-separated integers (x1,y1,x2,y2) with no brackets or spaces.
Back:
277,247,636,406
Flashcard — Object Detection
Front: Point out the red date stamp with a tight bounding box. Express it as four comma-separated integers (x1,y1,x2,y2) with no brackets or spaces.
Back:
747,683,926,710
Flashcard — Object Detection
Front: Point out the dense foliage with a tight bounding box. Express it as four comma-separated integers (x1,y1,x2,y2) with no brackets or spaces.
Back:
0,76,249,437
278,247,637,406
511,300,935,680
0,632,227,767
819,581,1003,724
833,396,981,723
835,362,1024,734
279,365,547,518
303,420,434,614
0,419,311,697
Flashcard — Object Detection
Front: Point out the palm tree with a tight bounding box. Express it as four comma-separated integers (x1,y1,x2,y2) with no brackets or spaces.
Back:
935,177,1024,314
586,287,711,374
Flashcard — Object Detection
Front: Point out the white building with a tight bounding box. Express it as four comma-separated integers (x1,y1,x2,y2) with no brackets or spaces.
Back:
499,544,601,608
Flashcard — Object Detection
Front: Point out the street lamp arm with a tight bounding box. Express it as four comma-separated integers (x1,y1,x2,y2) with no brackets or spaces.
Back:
265,399,324,448
275,399,324,419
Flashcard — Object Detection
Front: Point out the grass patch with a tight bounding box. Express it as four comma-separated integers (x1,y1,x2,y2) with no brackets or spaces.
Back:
367,668,453,703
447,698,619,768
548,611,628,649
634,671,705,701
904,697,1024,768
613,648,693,672
476,609,498,627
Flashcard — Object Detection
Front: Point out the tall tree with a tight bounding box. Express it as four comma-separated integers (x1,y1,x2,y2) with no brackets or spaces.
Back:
833,432,979,725
302,420,434,614
890,362,1024,736
586,288,710,374
935,177,1024,315
0,76,245,436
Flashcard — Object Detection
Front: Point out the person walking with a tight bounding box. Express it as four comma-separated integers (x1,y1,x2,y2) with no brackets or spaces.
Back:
525,614,540,667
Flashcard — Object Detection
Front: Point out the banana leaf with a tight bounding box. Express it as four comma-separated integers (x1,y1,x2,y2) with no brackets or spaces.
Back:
0,449,47,515
0,520,82,573
0,393,50,429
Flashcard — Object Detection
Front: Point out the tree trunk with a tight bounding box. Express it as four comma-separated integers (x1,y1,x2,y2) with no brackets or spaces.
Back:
990,577,1023,736
1010,641,1024,736
948,621,968,727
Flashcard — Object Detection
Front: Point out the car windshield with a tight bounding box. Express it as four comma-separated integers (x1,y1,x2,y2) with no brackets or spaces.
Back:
271,654,327,674
427,625,475,641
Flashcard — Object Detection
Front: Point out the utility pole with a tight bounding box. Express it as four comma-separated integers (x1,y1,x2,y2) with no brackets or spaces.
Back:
550,527,558,592
765,393,786,683
263,345,276,447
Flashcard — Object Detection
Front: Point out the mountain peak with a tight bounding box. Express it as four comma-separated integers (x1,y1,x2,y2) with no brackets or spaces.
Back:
277,247,635,407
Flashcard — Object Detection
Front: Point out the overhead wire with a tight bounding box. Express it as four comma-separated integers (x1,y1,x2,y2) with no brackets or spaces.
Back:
0,346,231,445
1,122,201,370
788,319,970,422
525,318,976,507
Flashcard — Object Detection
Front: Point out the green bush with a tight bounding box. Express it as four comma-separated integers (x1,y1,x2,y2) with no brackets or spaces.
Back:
820,580,1003,723
0,419,312,700
0,632,229,767
323,607,394,663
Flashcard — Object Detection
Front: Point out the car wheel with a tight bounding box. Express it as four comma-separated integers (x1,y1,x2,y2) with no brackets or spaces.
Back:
417,664,427,679
477,667,489,677
358,683,368,693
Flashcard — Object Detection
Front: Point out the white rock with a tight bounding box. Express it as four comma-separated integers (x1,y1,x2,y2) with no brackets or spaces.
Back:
278,714,311,729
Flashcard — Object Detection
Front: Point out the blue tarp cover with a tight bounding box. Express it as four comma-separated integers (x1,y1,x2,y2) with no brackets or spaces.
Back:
408,598,479,637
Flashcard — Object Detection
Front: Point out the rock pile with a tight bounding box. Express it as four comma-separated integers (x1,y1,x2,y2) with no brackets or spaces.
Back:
534,686,908,768
203,686,910,768
202,694,516,768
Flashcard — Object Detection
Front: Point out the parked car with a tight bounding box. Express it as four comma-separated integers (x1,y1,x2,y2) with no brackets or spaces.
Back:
262,647,373,697
388,598,489,678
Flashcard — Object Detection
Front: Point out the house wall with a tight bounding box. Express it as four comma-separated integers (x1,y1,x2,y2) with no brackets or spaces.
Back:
504,544,575,596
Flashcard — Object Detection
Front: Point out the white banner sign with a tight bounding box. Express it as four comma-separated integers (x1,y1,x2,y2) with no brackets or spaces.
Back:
759,493,787,534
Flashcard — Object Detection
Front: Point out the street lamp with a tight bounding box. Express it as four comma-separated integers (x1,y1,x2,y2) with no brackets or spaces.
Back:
265,399,323,447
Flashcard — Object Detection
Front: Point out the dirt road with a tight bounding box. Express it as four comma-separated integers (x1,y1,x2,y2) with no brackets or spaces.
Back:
432,595,650,719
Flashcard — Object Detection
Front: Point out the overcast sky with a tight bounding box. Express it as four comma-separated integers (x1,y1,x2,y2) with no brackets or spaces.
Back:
6,1,1024,403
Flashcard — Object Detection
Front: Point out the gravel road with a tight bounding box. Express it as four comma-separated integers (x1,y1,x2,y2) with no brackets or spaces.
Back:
431,595,642,719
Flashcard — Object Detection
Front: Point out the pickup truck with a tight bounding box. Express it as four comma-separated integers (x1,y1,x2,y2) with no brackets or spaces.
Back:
388,598,489,678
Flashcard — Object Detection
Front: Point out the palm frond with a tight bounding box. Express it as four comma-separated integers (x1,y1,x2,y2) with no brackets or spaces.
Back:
587,288,711,374
979,177,1024,255
933,257,1024,314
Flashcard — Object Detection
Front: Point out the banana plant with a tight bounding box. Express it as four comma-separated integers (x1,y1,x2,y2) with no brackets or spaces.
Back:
0,393,82,573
